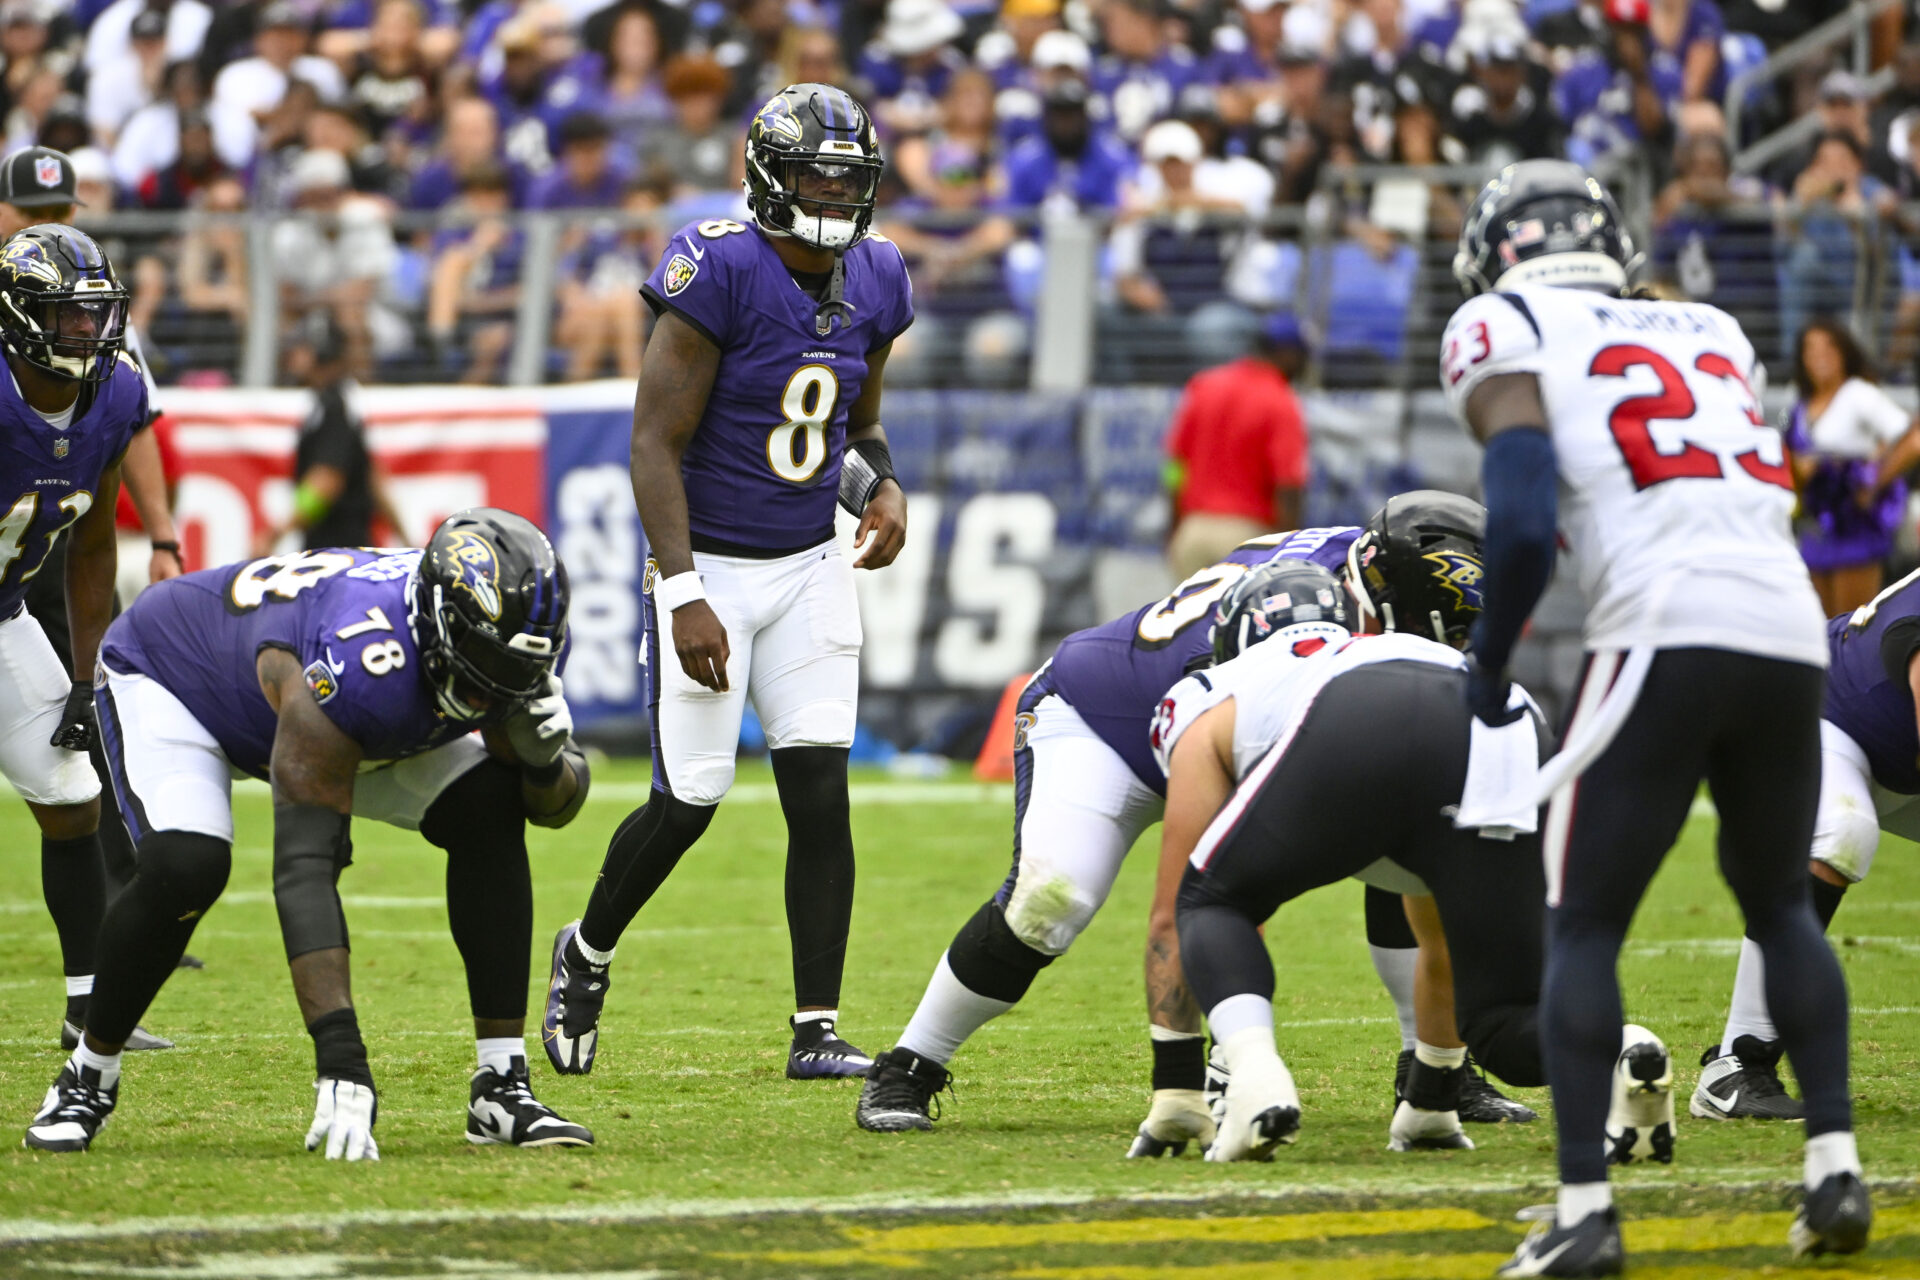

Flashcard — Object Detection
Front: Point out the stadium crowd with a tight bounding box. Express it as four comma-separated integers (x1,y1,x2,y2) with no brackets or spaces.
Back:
10,0,1917,386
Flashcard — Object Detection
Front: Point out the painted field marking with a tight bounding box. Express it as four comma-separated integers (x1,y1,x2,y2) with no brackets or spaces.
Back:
1009,1262,1916,1280
225,779,1012,806
848,1208,1495,1251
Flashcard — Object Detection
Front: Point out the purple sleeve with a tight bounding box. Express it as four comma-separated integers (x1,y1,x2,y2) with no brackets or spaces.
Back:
1686,0,1725,43
877,238,914,348
641,225,735,348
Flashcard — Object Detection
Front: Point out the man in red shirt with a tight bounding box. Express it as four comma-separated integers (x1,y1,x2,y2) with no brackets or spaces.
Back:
1164,310,1309,578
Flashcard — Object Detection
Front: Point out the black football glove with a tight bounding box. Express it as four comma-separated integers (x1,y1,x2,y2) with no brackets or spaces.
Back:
1464,656,1523,728
49,680,95,752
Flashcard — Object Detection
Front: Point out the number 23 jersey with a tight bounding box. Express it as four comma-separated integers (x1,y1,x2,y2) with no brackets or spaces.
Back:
1440,284,1824,666
641,219,915,553
101,548,464,778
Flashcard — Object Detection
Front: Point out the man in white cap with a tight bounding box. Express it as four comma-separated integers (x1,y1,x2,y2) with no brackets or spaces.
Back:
858,0,968,135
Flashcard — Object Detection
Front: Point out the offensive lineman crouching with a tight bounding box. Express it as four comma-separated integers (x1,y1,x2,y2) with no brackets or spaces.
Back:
25,509,594,1156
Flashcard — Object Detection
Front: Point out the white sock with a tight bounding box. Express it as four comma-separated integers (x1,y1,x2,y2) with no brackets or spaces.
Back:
896,954,1014,1064
1150,1024,1204,1043
477,1037,524,1076
1557,1181,1612,1228
1414,1041,1466,1071
1721,936,1777,1055
65,974,93,998
73,1040,121,1090
1206,993,1274,1045
1370,945,1419,1051
793,1008,838,1027
1806,1131,1862,1189
1215,1023,1281,1081
572,930,615,968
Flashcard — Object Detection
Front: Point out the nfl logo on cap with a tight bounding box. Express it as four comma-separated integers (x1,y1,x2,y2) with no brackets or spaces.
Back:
34,156,59,188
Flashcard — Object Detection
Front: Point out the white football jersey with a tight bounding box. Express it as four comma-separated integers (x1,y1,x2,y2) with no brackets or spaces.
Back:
1440,284,1825,666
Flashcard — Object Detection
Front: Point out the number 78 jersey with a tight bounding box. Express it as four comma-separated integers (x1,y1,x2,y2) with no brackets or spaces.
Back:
641,218,915,553
1440,284,1825,666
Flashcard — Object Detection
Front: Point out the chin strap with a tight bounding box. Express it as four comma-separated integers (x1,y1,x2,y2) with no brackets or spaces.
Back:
815,253,852,337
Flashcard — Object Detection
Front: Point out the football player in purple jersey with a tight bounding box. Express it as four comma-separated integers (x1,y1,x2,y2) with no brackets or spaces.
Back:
25,510,596,1157
1693,568,1920,1121
0,226,175,1055
542,84,911,1081
855,493,1535,1144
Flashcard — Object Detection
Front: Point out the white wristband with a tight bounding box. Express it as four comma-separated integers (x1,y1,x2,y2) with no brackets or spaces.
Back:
654,570,706,612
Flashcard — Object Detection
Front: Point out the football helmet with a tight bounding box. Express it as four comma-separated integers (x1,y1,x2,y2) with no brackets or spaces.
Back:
1346,490,1487,647
0,224,128,382
408,508,568,723
744,83,883,251
1454,159,1640,298
1209,561,1354,666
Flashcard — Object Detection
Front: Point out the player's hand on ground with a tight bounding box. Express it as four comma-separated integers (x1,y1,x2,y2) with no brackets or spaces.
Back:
852,481,907,569
503,672,571,768
306,1078,379,1161
48,681,96,752
1126,1088,1216,1157
673,599,731,692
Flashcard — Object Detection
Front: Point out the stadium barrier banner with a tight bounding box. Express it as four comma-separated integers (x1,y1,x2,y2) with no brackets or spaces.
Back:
159,382,1435,737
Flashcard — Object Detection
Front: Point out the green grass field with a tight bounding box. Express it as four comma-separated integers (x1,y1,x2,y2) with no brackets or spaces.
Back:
2,760,1918,1279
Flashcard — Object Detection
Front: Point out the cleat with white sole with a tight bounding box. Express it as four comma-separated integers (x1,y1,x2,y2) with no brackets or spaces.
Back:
1790,1171,1871,1258
467,1056,592,1147
1499,1205,1624,1277
540,921,607,1077
1689,1036,1803,1121
855,1047,952,1132
1606,1023,1674,1166
1205,1052,1300,1162
23,1062,115,1153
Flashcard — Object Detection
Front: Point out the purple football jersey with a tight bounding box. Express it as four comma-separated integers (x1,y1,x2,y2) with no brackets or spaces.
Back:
641,220,915,553
1825,573,1920,794
0,356,145,621
1048,526,1360,793
102,548,464,778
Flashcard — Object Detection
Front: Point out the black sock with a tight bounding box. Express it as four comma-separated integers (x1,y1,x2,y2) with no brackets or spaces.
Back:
578,792,715,953
42,832,106,1016
773,747,855,1010
1809,871,1848,930
308,1007,373,1088
1151,1035,1206,1091
421,761,532,1023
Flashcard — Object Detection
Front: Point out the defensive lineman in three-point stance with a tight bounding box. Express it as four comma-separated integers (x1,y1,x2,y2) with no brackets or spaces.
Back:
1443,160,1868,1275
543,84,911,1079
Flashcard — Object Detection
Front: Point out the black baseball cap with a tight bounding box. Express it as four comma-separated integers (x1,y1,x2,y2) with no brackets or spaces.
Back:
0,146,82,209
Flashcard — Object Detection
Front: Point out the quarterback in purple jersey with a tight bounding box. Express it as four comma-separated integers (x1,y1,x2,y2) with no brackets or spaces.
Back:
1695,568,1920,1122
856,492,1533,1144
26,510,596,1158
542,84,911,1081
0,226,163,1054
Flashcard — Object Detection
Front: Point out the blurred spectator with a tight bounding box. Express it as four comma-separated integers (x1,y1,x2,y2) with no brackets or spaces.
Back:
1644,0,1723,107
1162,308,1309,578
1649,129,1773,335
1783,318,1920,614
1442,30,1562,167
112,58,203,192
640,54,732,194
317,0,461,74
342,0,441,147
1103,120,1264,382
707,0,791,119
68,145,170,347
4,67,59,150
585,4,674,148
553,177,658,380
858,0,967,137
246,77,322,208
38,92,92,156
779,25,848,89
480,5,579,177
271,147,407,371
1249,36,1330,205
1777,131,1893,364
994,28,1092,149
1206,0,1286,131
166,173,249,376
85,0,211,80
408,94,524,211
1,2,71,128
527,109,628,208
971,0,1059,89
1556,0,1671,173
1002,78,1135,212
1092,0,1201,143
87,5,170,149
136,107,227,208
208,1,346,170
425,161,522,383
306,101,402,200
1719,0,1844,51
1331,0,1415,161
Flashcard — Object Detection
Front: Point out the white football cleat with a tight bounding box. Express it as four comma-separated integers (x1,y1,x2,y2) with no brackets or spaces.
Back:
1204,1052,1299,1162
1606,1023,1674,1165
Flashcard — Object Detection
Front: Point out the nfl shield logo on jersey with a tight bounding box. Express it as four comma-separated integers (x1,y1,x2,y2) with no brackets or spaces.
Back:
52,437,68,458
34,156,60,188
663,253,699,297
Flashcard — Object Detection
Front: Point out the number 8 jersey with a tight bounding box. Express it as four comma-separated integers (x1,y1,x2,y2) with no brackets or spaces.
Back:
1440,284,1825,666
641,218,915,554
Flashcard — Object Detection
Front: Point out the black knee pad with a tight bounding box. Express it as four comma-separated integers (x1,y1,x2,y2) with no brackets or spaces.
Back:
1364,885,1416,950
947,900,1054,1003
135,830,231,921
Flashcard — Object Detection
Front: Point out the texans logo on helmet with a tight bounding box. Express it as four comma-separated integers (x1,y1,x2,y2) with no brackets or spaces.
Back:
0,239,61,286
1422,550,1486,611
442,530,504,620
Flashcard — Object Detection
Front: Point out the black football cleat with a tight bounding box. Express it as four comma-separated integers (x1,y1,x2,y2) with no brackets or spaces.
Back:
467,1056,593,1147
856,1047,952,1132
1791,1171,1871,1258
541,921,608,1076
1690,1035,1803,1121
1394,1049,1535,1123
24,1062,117,1153
1499,1205,1624,1277
787,1015,873,1080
